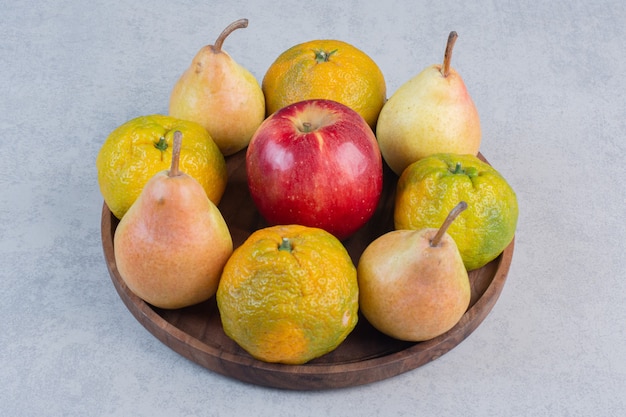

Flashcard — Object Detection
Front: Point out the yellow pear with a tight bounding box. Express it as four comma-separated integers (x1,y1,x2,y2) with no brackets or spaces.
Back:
169,18,265,156
357,202,471,341
376,32,481,175
114,131,233,309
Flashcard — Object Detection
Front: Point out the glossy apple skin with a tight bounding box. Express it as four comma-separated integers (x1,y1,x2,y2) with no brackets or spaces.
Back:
246,99,383,240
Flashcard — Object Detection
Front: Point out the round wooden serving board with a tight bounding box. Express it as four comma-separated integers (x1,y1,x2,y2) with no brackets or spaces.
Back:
101,150,514,390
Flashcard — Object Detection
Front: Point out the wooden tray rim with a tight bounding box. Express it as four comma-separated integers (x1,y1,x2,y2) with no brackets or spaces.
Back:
101,202,514,389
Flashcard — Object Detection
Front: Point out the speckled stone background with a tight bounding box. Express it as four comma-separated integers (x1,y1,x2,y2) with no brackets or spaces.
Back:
1,1,625,416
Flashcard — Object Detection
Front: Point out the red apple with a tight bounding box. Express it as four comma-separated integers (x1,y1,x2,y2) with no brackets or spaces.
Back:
246,99,383,240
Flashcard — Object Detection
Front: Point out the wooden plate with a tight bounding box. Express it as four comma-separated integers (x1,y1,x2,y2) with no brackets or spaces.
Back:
100,150,514,390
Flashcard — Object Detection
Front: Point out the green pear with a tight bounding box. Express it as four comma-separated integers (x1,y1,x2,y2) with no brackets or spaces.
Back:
169,18,265,156
357,202,471,342
376,32,481,175
114,131,233,309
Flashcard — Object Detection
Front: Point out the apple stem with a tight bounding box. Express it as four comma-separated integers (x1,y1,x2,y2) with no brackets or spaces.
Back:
169,131,183,178
301,122,313,133
213,18,248,52
441,31,458,78
430,201,467,247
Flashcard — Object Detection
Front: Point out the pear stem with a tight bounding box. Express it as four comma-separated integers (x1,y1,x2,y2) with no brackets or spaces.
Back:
169,131,183,178
213,18,248,52
430,201,467,247
441,31,458,78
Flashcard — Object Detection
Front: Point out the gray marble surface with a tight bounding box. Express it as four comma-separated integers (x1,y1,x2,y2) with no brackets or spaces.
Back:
2,1,625,416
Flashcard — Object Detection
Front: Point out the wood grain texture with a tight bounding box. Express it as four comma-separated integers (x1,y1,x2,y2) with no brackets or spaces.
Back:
100,150,514,390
